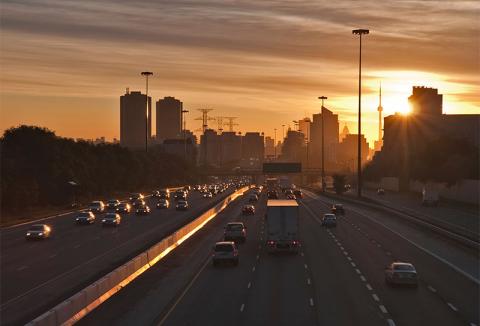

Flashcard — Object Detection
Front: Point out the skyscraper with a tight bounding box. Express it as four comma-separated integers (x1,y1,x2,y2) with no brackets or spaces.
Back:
156,96,183,143
408,86,442,115
298,117,311,141
120,90,151,150
242,132,265,161
265,136,275,158
310,107,339,169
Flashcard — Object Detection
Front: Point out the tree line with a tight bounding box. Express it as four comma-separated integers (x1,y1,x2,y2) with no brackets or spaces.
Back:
1,125,197,215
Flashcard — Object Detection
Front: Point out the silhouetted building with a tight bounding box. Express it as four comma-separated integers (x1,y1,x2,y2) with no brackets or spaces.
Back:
220,131,242,165
408,86,442,116
242,132,264,161
199,129,219,166
120,90,151,150
265,136,275,159
156,96,183,142
280,130,305,162
298,117,311,142
162,138,196,162
310,107,339,170
340,124,350,142
337,134,369,172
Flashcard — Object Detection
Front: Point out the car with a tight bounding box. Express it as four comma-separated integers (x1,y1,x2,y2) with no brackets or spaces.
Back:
116,203,131,213
133,199,146,207
176,200,189,210
242,205,255,215
203,192,213,198
174,191,187,201
106,199,121,210
75,211,96,224
152,190,161,198
212,241,239,266
286,194,296,200
129,193,144,203
284,189,294,196
156,199,169,209
248,194,258,203
321,214,337,227
26,224,52,240
385,262,418,287
136,204,151,215
377,188,385,195
293,189,303,198
267,190,278,199
224,222,247,243
89,201,105,213
183,185,191,192
158,190,169,199
102,213,121,226
331,204,345,215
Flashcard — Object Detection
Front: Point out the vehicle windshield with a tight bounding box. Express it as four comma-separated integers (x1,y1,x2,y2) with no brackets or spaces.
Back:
394,264,415,271
215,244,234,252
226,224,244,231
105,214,117,218
78,212,90,217
30,225,44,231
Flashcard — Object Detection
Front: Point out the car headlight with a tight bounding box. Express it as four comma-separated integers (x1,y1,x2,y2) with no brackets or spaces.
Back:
38,232,43,236
76,218,79,221
102,219,106,222
26,232,31,236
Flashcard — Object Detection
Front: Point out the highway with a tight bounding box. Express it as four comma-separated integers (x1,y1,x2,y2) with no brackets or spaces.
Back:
0,188,236,325
77,189,479,326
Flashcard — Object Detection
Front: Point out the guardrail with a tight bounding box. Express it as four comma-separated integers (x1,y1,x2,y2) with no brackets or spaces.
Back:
304,187,479,250
27,186,250,326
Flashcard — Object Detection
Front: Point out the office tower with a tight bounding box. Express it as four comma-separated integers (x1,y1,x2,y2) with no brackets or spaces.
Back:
310,107,339,169
408,86,443,115
242,132,265,161
265,136,275,158
120,90,151,150
156,96,183,142
298,117,311,142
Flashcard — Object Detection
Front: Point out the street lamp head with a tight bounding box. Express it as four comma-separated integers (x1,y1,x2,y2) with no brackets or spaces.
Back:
352,29,369,35
141,71,153,76
318,96,328,100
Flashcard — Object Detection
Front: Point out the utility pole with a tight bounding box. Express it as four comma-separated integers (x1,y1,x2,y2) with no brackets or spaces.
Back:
274,128,277,159
140,71,153,152
318,96,327,192
352,28,370,198
182,109,189,160
223,116,239,132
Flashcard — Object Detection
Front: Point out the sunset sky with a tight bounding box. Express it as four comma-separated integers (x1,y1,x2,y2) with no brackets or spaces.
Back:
1,0,479,145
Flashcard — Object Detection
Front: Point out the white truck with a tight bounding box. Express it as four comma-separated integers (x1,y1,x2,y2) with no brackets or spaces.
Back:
266,200,299,253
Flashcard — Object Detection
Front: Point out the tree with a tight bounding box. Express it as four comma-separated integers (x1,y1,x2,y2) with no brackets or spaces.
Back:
333,174,347,195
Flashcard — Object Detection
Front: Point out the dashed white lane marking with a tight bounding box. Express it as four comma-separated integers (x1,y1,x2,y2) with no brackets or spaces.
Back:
17,265,28,271
304,264,308,269
372,294,380,302
300,252,304,257
256,255,259,260
258,245,261,249
309,298,314,306
73,244,81,249
387,319,396,326
351,262,356,267
360,276,366,282
377,244,382,248
427,285,437,293
379,305,388,314
346,256,352,261
355,269,361,274
366,284,373,291
386,251,392,256
340,246,344,250
247,282,251,289
343,251,348,256
240,303,245,312
469,323,478,326
307,278,311,285
252,266,256,272
48,253,57,259
447,302,458,312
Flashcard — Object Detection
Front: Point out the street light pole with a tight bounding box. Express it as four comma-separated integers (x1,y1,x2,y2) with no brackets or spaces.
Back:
318,96,327,192
274,128,277,159
352,28,369,198
141,71,153,153
182,109,189,161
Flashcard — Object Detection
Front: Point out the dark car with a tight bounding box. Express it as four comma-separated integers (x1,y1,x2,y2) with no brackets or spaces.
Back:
331,204,345,215
242,205,255,215
248,194,259,203
106,199,121,210
152,190,161,198
136,204,151,215
156,199,169,209
89,201,105,213
75,211,96,224
286,194,296,200
176,200,189,211
102,213,121,226
224,222,247,243
321,214,337,227
385,262,418,287
174,191,187,201
267,190,278,199
129,193,144,203
133,199,146,208
377,188,385,195
293,189,303,198
26,224,52,240
116,203,131,213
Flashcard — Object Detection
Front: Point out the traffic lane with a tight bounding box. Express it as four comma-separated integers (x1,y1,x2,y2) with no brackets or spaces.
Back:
298,203,385,326
78,190,254,326
303,193,478,326
302,189,479,282
161,196,266,326
240,217,316,326
0,191,233,325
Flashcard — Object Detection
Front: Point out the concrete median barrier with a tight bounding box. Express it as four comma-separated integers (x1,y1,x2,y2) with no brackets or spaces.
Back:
27,186,250,326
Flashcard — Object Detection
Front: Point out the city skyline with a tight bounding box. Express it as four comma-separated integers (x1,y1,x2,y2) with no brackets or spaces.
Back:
1,0,479,144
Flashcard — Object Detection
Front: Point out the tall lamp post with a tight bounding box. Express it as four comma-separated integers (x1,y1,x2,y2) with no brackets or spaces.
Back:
274,128,277,159
318,96,327,192
182,109,189,160
352,28,369,197
141,71,153,153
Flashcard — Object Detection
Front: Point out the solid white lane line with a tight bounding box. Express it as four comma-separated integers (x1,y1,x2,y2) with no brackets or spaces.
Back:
309,298,314,307
360,276,366,282
240,303,245,312
366,284,373,291
247,282,251,289
447,303,458,312
17,265,28,271
387,319,396,326
379,305,388,314
372,294,380,302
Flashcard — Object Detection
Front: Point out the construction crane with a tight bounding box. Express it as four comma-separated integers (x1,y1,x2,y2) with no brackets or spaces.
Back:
194,109,214,133
223,117,239,132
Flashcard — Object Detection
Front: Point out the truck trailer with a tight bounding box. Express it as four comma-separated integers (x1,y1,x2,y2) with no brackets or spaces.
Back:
266,200,299,253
